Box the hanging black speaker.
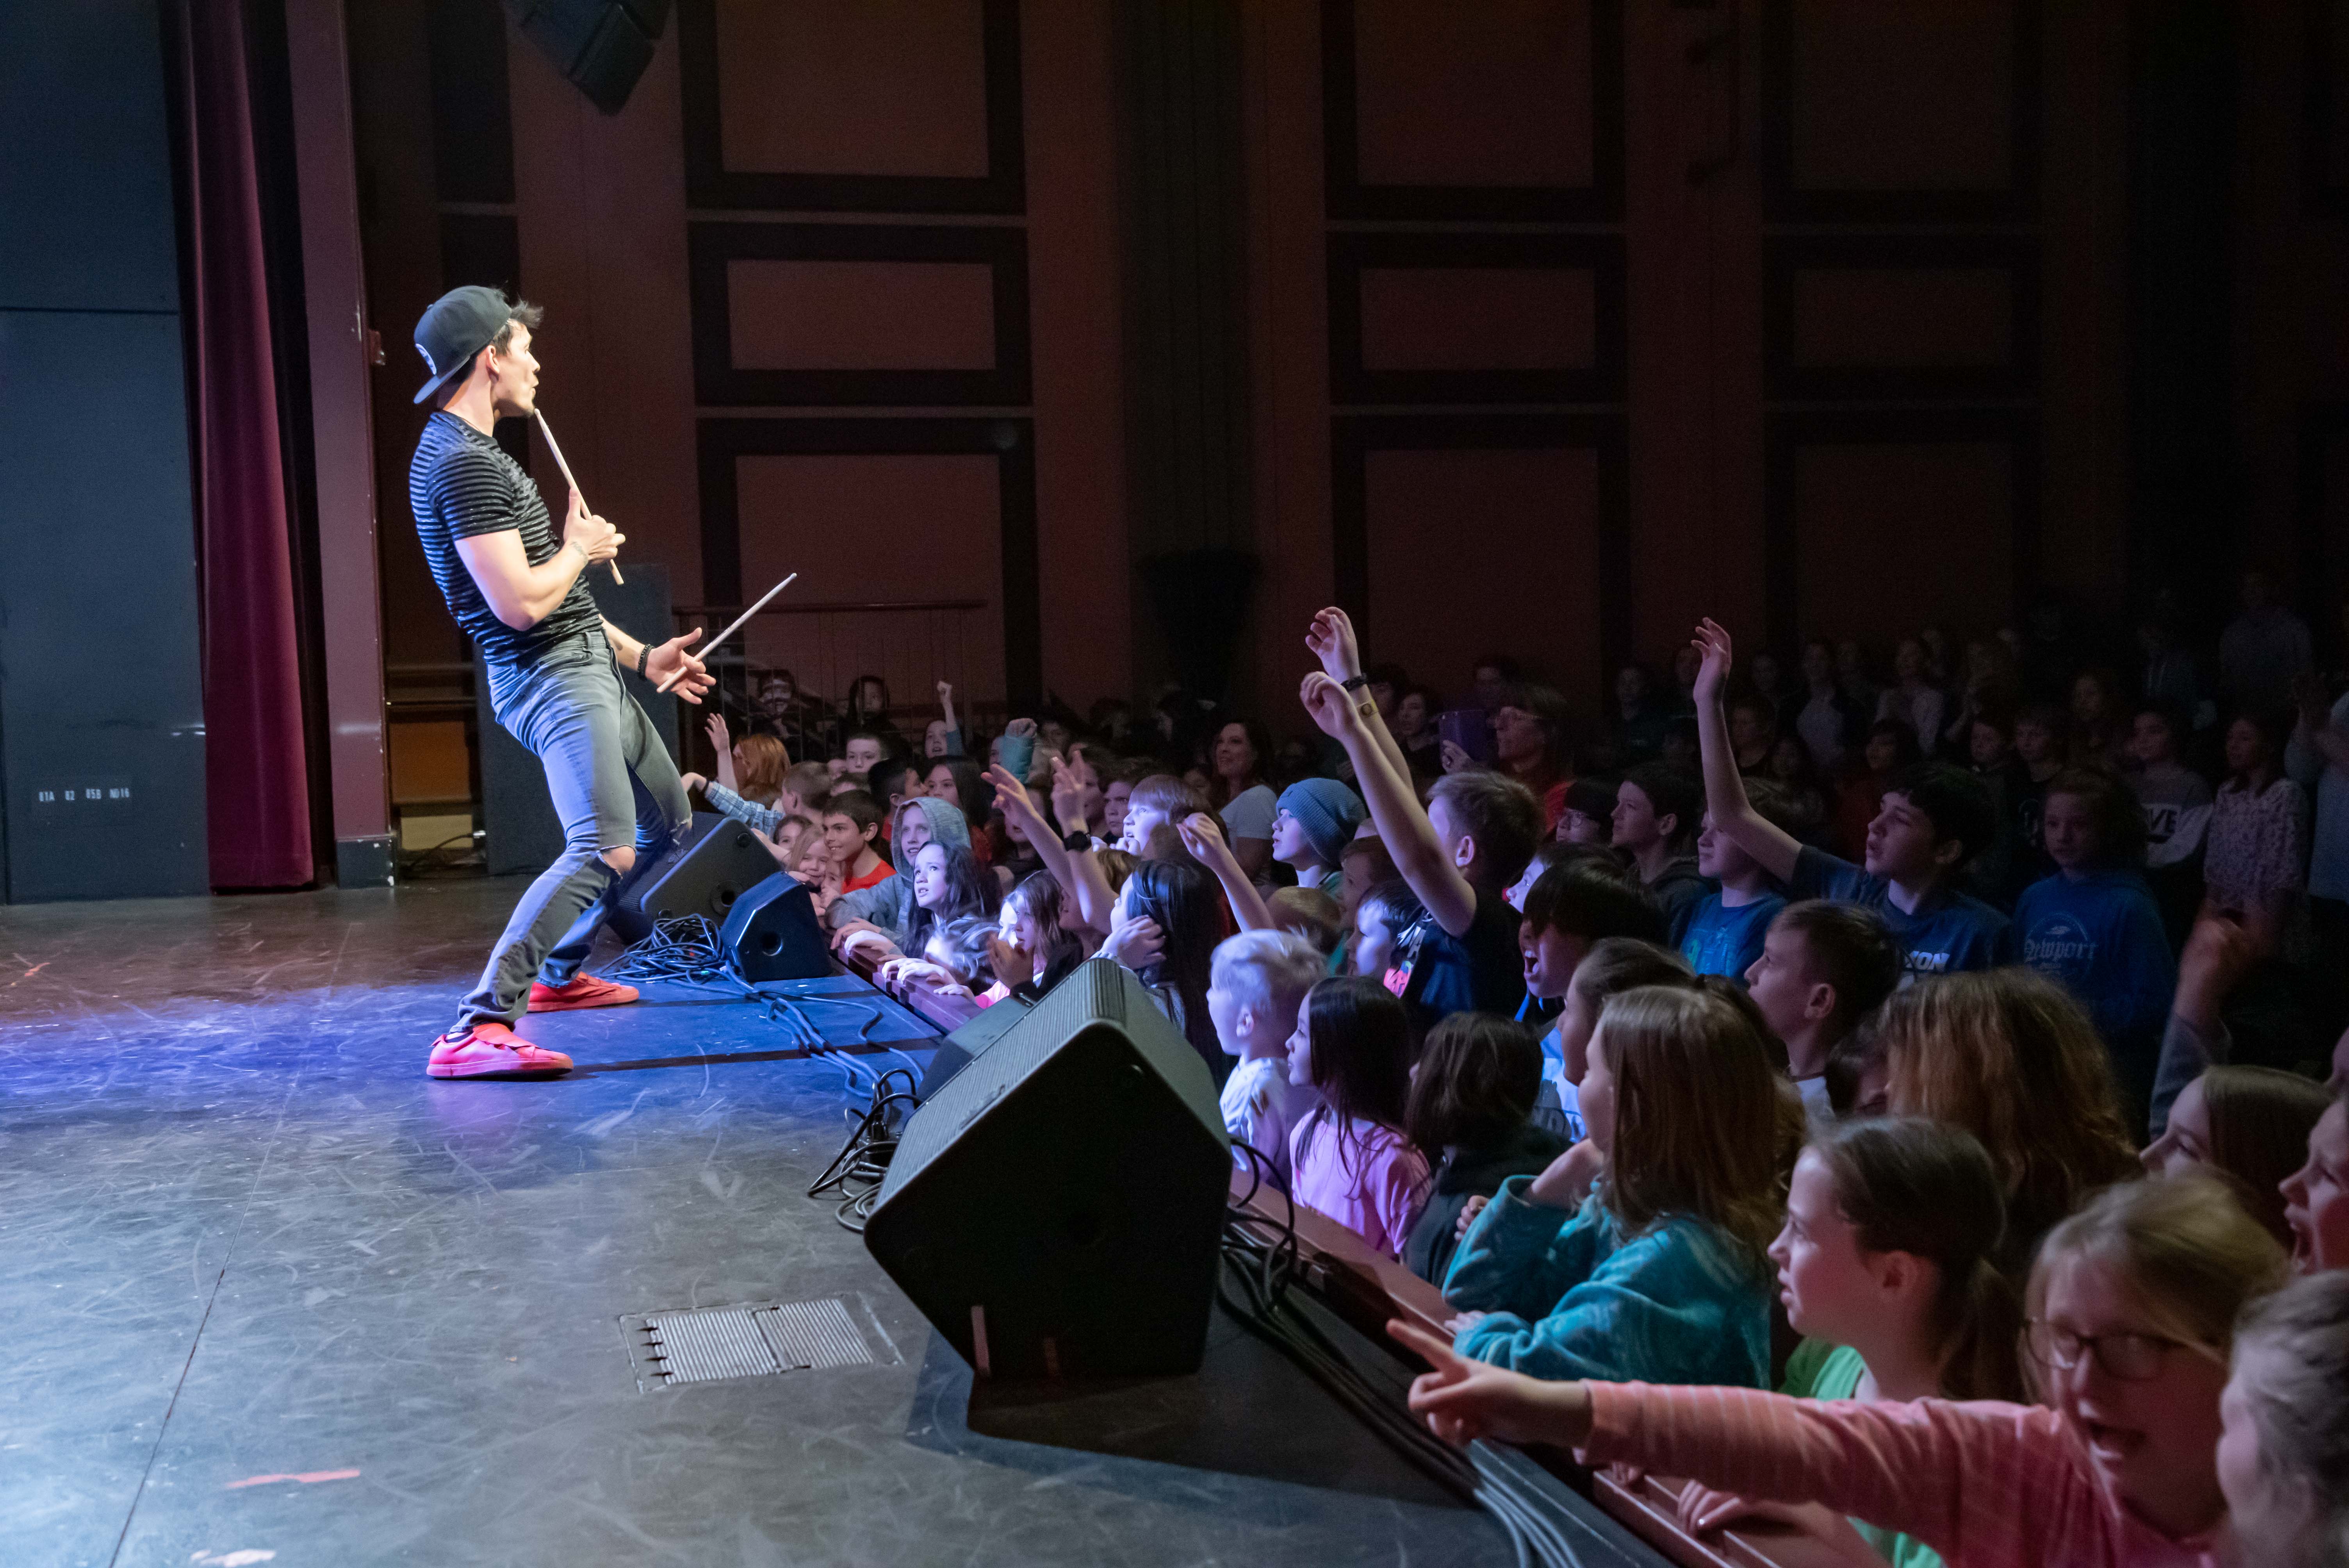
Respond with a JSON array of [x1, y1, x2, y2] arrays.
[[863, 960, 1231, 1380], [502, 0, 670, 115]]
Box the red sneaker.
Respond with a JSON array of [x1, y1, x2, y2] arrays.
[[426, 1021, 573, 1079], [527, 975, 640, 1012]]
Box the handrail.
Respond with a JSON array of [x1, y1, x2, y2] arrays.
[[1226, 1176, 1845, 1568], [835, 936, 986, 1035]]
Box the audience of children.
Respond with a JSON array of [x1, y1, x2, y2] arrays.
[[665, 590, 2349, 1560]]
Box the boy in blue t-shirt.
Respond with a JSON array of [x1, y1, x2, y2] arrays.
[[1678, 780, 1796, 980], [2009, 768, 2178, 1132], [1688, 620, 2007, 983]]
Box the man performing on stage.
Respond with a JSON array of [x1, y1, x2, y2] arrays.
[[407, 285, 715, 1079]]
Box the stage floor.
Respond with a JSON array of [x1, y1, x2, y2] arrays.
[[0, 877, 1529, 1567]]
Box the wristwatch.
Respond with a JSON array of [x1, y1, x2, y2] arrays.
[[1062, 827, 1093, 852], [1340, 674, 1371, 693]]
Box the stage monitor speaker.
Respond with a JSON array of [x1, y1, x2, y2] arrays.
[[915, 995, 1032, 1101], [716, 872, 831, 982], [503, 0, 670, 115], [864, 959, 1231, 1380], [635, 812, 779, 925]]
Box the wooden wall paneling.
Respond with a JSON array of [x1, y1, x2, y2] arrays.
[[678, 0, 1025, 214], [1764, 409, 2040, 652], [697, 417, 1039, 707], [689, 222, 1031, 406], [1024, 0, 1131, 711], [1760, 0, 2040, 223], [1332, 413, 1630, 707], [1322, 0, 1625, 221], [1763, 233, 2040, 402], [508, 20, 701, 603], [1327, 231, 1627, 406]]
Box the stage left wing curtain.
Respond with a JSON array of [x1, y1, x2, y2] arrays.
[[166, 0, 315, 888]]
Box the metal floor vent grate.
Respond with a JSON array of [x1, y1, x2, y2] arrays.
[[622, 1297, 886, 1390]]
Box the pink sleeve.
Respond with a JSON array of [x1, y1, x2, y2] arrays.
[[1371, 1139, 1431, 1258], [1580, 1383, 2089, 1566]]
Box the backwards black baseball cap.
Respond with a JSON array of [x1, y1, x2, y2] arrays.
[[412, 285, 518, 405]]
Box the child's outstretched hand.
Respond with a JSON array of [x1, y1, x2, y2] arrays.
[[985, 763, 1042, 825], [1386, 1320, 1589, 1449], [1691, 618, 1734, 709], [1299, 671, 1361, 740], [1176, 811, 1237, 873], [1306, 607, 1362, 683], [704, 711, 731, 755], [1048, 754, 1090, 834]]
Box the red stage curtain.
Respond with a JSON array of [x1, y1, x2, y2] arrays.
[[168, 0, 315, 888]]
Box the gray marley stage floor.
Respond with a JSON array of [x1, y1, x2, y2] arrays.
[[0, 877, 1519, 1567]]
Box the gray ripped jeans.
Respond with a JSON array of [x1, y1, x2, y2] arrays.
[[457, 632, 690, 1031]]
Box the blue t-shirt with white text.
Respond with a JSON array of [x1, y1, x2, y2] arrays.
[[1789, 846, 2007, 982]]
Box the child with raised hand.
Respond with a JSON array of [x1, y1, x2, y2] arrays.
[[2143, 1064, 2332, 1248], [1675, 1117, 2022, 1564], [1678, 780, 1795, 981], [1207, 930, 1328, 1181], [1398, 1171, 2291, 1568], [1873, 968, 2141, 1278], [1691, 619, 2006, 983], [1302, 607, 1542, 1028], [1284, 976, 1428, 1257], [2012, 767, 2178, 1132], [1745, 900, 1903, 1120], [1401, 1015, 1568, 1286], [1441, 984, 1782, 1388]]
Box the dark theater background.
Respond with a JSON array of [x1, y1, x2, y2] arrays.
[[4, 1, 2347, 1565]]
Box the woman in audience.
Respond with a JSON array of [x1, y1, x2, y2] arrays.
[[1394, 684, 1444, 782], [2281, 1084, 2347, 1273], [1674, 1117, 2024, 1563], [1399, 1171, 2292, 1568], [2011, 767, 2177, 1131], [1871, 968, 2140, 1278], [1492, 684, 1576, 833], [2143, 1065, 2332, 1247], [2206, 709, 2312, 954], [1441, 985, 1784, 1388], [2068, 667, 2131, 771], [1206, 718, 1279, 883], [1402, 1015, 1569, 1286], [1285, 976, 1428, 1257], [2217, 1270, 2349, 1567]]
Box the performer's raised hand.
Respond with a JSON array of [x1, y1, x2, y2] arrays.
[[563, 486, 620, 565], [647, 628, 713, 704]]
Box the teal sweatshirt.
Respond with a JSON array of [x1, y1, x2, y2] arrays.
[[1441, 1178, 1772, 1388]]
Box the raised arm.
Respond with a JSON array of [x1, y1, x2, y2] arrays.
[[705, 713, 738, 793], [1691, 620, 1802, 882], [1176, 812, 1276, 932], [1307, 608, 1413, 785], [988, 763, 1119, 932], [936, 679, 964, 754], [1302, 672, 1477, 934]]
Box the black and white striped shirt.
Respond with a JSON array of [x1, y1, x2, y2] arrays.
[[408, 411, 601, 667]]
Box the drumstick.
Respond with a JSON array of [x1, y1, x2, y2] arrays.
[[655, 572, 798, 694], [534, 409, 622, 583]]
